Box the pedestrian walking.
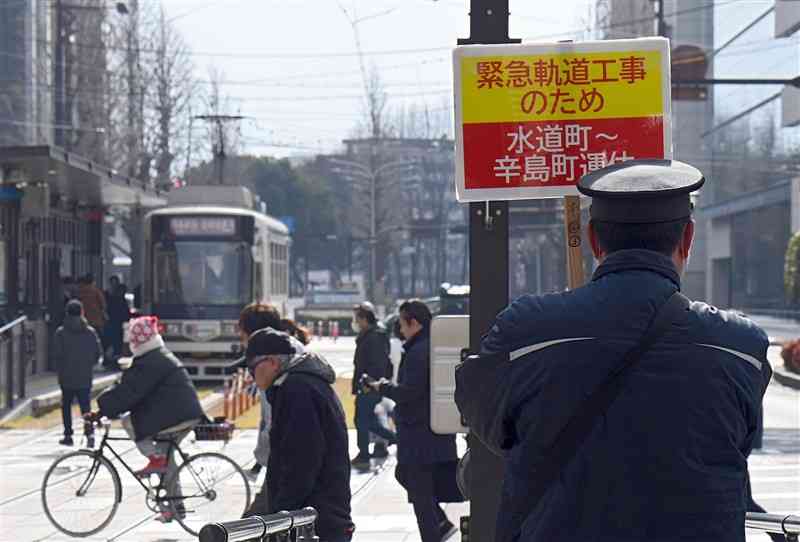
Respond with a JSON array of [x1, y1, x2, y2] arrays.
[[78, 274, 107, 361], [238, 304, 308, 517], [104, 276, 130, 361], [53, 300, 102, 447], [365, 300, 461, 542], [455, 159, 774, 542], [87, 316, 204, 523], [244, 327, 354, 542], [350, 301, 396, 469]]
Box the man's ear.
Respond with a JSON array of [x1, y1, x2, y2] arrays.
[[680, 220, 695, 259], [588, 221, 603, 260]]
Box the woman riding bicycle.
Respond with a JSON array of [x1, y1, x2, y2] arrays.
[[86, 316, 204, 522]]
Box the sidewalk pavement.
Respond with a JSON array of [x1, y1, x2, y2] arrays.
[[0, 423, 463, 542], [0, 366, 121, 425]]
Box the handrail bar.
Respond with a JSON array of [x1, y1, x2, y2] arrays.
[[746, 512, 800, 537], [199, 507, 317, 542], [0, 316, 26, 336]]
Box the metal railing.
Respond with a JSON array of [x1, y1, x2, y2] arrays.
[[0, 316, 30, 411], [199, 507, 318, 542], [747, 513, 800, 541]]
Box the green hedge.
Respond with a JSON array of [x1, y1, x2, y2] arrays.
[[786, 232, 800, 306]]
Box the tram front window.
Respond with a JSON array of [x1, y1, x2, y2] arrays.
[[155, 241, 252, 305]]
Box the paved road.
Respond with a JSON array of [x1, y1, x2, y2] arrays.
[[307, 336, 357, 377], [749, 315, 799, 344], [0, 425, 380, 542], [746, 347, 800, 540]]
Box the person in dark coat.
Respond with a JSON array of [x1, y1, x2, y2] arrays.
[[238, 304, 309, 519], [244, 328, 354, 542], [104, 276, 130, 361], [366, 300, 459, 542], [456, 160, 773, 542], [90, 316, 204, 523], [350, 301, 396, 468], [53, 300, 102, 447]]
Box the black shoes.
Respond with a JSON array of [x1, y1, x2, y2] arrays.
[[59, 436, 74, 446], [371, 443, 389, 459], [350, 453, 371, 470], [246, 463, 262, 481]]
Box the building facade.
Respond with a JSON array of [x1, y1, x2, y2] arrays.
[[0, 1, 54, 147], [599, 0, 799, 309]]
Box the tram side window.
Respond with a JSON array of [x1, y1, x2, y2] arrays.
[[269, 242, 288, 296], [255, 261, 263, 301]]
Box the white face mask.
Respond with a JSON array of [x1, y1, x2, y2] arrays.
[[351, 320, 360, 334]]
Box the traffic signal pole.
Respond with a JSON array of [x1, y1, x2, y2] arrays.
[[458, 2, 518, 541]]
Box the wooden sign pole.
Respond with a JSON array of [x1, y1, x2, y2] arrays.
[[563, 195, 585, 289]]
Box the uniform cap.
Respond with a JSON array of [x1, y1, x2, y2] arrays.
[[577, 159, 704, 224], [245, 327, 296, 360]]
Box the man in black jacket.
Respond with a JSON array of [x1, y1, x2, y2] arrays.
[[367, 300, 460, 542], [90, 316, 204, 523], [245, 328, 354, 542], [54, 300, 102, 447], [350, 301, 396, 468]]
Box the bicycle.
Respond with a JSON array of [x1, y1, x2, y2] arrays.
[[41, 417, 251, 538]]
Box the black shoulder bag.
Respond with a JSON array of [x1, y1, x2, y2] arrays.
[[501, 291, 690, 542]]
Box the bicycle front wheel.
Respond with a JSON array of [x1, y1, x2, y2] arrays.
[[168, 452, 251, 536], [41, 450, 121, 537]]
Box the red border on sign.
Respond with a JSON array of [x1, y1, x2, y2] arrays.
[[463, 116, 664, 190]]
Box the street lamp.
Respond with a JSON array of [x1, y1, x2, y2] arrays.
[[329, 156, 419, 301]]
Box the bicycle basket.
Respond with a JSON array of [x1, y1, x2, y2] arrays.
[[194, 419, 235, 441]]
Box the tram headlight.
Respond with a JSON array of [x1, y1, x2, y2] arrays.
[[221, 322, 239, 338], [160, 322, 183, 338]]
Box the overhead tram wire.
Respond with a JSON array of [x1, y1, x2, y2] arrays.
[[11, 0, 769, 80], [25, 0, 740, 61]]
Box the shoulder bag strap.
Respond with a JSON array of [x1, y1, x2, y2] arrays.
[[505, 291, 691, 542]]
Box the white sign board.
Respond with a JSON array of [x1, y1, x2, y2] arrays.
[[453, 37, 672, 201], [430, 315, 469, 435]]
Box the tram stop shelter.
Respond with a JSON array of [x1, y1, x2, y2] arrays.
[[0, 145, 165, 383]]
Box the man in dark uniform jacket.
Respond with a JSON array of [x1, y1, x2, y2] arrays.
[[457, 160, 773, 542], [350, 301, 396, 468], [245, 328, 354, 542], [367, 300, 460, 542]]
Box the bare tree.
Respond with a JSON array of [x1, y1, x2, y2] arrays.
[[144, 6, 196, 190], [105, 0, 151, 179]]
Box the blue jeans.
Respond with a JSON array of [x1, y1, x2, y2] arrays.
[[355, 392, 396, 456]]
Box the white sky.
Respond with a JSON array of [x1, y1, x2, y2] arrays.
[[160, 0, 596, 158], [158, 0, 797, 159]]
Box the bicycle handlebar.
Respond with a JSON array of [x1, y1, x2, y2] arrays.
[[83, 415, 111, 431]]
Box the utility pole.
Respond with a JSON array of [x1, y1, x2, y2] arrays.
[[457, 2, 519, 541], [655, 0, 665, 38], [193, 115, 244, 185]]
